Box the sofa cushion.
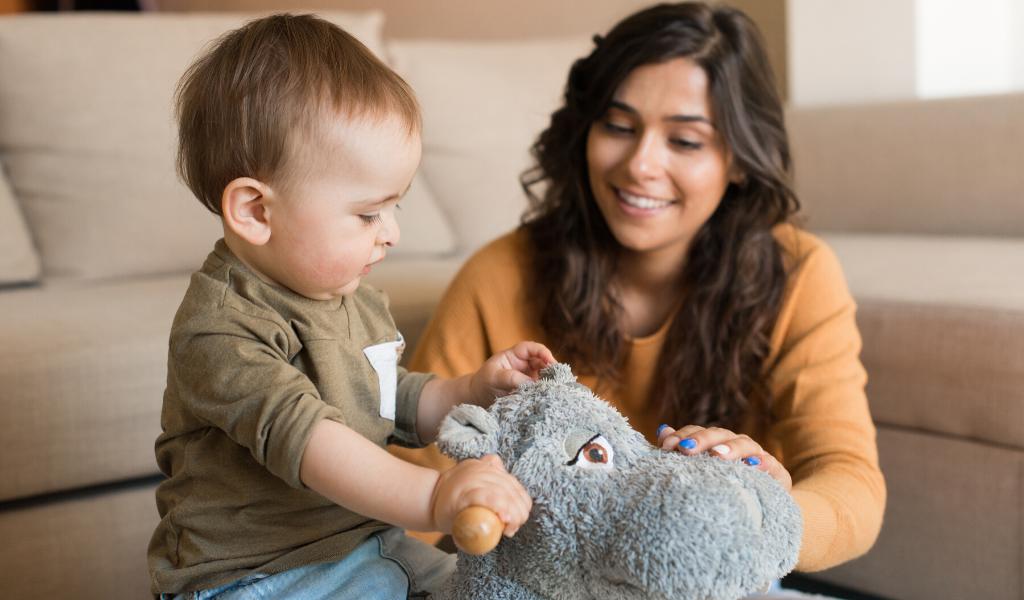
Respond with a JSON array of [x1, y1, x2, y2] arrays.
[[0, 163, 40, 286], [788, 93, 1024, 237], [0, 275, 191, 501], [0, 482, 160, 600], [821, 233, 1024, 450], [809, 426, 1023, 600], [0, 12, 387, 281], [389, 172, 457, 258], [389, 37, 593, 254]]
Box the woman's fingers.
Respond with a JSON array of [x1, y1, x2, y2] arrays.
[[656, 424, 793, 489], [744, 451, 792, 491], [660, 425, 744, 454]]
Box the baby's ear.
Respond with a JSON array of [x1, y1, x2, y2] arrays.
[[437, 404, 500, 461]]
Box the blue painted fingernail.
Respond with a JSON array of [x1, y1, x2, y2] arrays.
[[745, 457, 761, 466], [657, 424, 669, 436], [679, 438, 697, 450]]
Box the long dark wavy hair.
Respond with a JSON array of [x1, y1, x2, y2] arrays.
[[521, 2, 799, 431]]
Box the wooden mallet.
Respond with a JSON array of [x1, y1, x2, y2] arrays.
[[452, 506, 504, 555]]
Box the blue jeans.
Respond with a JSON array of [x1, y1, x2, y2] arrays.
[[746, 579, 837, 598], [163, 528, 456, 600]]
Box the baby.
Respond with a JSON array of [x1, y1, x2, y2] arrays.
[[148, 14, 549, 600]]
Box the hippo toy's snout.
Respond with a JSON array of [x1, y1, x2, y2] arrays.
[[584, 451, 794, 600]]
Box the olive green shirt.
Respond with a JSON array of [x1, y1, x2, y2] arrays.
[[149, 240, 434, 595]]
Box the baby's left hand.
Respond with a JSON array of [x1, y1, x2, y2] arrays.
[[657, 424, 793, 491], [470, 342, 556, 406]]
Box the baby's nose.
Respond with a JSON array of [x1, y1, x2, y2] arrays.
[[379, 216, 400, 247]]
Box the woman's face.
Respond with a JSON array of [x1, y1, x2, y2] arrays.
[[586, 57, 737, 263]]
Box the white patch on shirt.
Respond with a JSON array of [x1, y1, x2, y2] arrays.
[[363, 332, 405, 420]]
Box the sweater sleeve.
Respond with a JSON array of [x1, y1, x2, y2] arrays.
[[768, 236, 887, 572], [170, 307, 345, 490]]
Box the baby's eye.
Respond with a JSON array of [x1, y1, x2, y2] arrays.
[[359, 213, 384, 226], [567, 434, 614, 470]]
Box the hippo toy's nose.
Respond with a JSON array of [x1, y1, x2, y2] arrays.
[[733, 482, 763, 531]]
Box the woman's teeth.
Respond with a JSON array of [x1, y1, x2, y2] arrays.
[[618, 189, 672, 209]]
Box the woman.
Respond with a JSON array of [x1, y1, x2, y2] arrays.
[[403, 2, 885, 574]]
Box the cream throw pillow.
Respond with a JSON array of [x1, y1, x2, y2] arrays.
[[0, 165, 40, 286], [0, 12, 454, 280], [388, 37, 594, 254]]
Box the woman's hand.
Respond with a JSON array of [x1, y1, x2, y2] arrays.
[[657, 424, 792, 491]]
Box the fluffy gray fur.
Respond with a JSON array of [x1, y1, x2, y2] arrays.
[[432, 363, 802, 600]]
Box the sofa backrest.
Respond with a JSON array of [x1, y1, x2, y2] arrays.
[[0, 12, 456, 283], [388, 37, 593, 255], [788, 93, 1024, 237]]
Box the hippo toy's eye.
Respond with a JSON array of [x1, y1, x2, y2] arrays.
[[568, 435, 614, 470]]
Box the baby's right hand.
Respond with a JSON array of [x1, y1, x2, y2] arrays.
[[429, 454, 532, 537]]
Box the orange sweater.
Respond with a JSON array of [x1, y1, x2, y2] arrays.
[[399, 224, 885, 572]]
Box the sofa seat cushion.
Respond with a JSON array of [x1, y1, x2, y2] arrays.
[[0, 275, 190, 501], [0, 481, 160, 600], [811, 426, 1023, 600], [821, 233, 1024, 450]]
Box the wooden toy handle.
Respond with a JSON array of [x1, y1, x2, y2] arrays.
[[452, 506, 503, 555]]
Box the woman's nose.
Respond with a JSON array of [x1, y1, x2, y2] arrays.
[[626, 133, 664, 180]]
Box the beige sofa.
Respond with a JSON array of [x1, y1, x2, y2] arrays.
[[0, 11, 1021, 600]]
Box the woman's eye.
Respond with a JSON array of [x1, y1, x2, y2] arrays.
[[602, 121, 633, 134], [671, 138, 703, 150], [359, 213, 384, 226], [569, 435, 614, 470]]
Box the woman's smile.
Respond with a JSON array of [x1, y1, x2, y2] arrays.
[[615, 187, 676, 213]]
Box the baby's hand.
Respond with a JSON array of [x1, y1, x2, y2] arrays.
[[657, 424, 793, 491], [430, 454, 533, 537], [470, 341, 556, 406]]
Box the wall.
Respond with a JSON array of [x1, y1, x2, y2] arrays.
[[789, 0, 1024, 106], [152, 0, 788, 100], [787, 0, 916, 106]]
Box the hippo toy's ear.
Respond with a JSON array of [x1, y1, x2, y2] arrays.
[[436, 404, 500, 461]]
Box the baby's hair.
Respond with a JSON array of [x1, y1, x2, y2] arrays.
[[175, 13, 420, 215]]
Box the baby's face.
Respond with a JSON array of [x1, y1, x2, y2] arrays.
[[257, 113, 421, 300]]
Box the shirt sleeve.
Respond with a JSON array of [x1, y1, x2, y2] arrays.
[[170, 305, 344, 490], [390, 367, 437, 448], [768, 238, 887, 572]]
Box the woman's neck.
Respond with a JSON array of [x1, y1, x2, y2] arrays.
[[615, 247, 687, 338]]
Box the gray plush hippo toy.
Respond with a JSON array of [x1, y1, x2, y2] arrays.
[[430, 363, 802, 600]]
